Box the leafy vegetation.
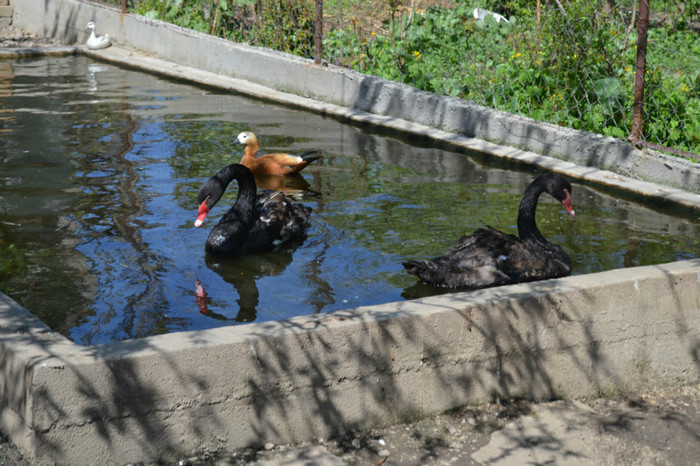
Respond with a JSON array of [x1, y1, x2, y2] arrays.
[[104, 0, 699, 156], [322, 0, 700, 155], [132, 0, 317, 56]]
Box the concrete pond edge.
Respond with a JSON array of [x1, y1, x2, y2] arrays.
[[0, 260, 699, 464], [1, 0, 699, 463]]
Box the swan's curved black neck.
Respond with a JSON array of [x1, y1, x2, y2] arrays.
[[517, 178, 548, 243], [214, 164, 257, 219]]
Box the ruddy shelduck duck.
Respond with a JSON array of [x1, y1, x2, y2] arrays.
[[233, 131, 322, 176]]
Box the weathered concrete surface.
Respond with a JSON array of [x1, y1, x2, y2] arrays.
[[472, 396, 700, 466], [1, 260, 699, 464], [0, 45, 77, 58], [12, 0, 700, 198]]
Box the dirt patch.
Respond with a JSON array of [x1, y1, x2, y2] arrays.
[[6, 385, 692, 465], [325, 0, 457, 39]]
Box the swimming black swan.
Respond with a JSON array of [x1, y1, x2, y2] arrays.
[[194, 163, 311, 257], [402, 173, 575, 289]]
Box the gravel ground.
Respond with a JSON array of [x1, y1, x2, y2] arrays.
[[2, 384, 699, 465]]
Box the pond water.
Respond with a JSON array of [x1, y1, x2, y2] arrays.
[[0, 56, 698, 345]]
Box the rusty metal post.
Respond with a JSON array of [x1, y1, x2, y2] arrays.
[[629, 0, 649, 145], [314, 0, 323, 64], [121, 0, 127, 13]]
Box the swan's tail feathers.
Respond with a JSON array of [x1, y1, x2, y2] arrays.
[[402, 260, 437, 278]]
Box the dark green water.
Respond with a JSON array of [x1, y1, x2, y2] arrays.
[[0, 56, 697, 345]]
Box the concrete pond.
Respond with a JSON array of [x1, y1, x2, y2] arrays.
[[1, 0, 699, 463]]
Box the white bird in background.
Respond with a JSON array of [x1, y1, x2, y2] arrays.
[[85, 22, 111, 50], [473, 8, 510, 23]]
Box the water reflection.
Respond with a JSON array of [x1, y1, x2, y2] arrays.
[[0, 55, 697, 345], [202, 242, 303, 322], [87, 62, 109, 93], [254, 172, 312, 193], [0, 62, 14, 131]]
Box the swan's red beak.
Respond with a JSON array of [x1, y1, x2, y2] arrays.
[[194, 199, 210, 227], [561, 190, 575, 217]]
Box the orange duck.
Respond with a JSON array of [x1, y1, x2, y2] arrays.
[[233, 131, 322, 176]]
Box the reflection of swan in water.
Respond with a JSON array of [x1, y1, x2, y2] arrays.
[[198, 243, 300, 322], [401, 281, 456, 301], [194, 280, 227, 320]]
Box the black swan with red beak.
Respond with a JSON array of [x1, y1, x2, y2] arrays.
[[402, 173, 575, 289], [194, 164, 311, 257]]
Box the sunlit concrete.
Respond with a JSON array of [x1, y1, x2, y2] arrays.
[[3, 0, 700, 464]]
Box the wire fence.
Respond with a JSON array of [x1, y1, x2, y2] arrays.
[[106, 1, 700, 160]]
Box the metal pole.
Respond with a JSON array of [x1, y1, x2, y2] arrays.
[[314, 0, 323, 64], [629, 0, 649, 145]]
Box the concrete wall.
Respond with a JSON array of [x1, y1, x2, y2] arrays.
[[1, 261, 699, 464], [0, 0, 11, 29], [12, 0, 700, 198]]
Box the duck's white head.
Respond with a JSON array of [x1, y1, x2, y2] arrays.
[[85, 22, 96, 32], [233, 131, 257, 146]]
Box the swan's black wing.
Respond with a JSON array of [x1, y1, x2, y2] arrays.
[[512, 239, 571, 282], [402, 227, 571, 289], [205, 191, 311, 257], [403, 228, 515, 289], [248, 190, 311, 250]]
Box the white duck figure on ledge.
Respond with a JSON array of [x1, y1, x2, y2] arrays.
[[84, 22, 111, 50]]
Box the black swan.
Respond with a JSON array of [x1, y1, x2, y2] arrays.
[[402, 173, 575, 289], [194, 163, 311, 257]]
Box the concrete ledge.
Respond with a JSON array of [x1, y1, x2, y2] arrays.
[[0, 46, 78, 58], [12, 0, 700, 195], [1, 260, 699, 463]]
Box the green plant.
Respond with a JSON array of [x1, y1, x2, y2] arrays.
[[126, 0, 700, 157], [323, 0, 699, 155], [134, 0, 315, 55]]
